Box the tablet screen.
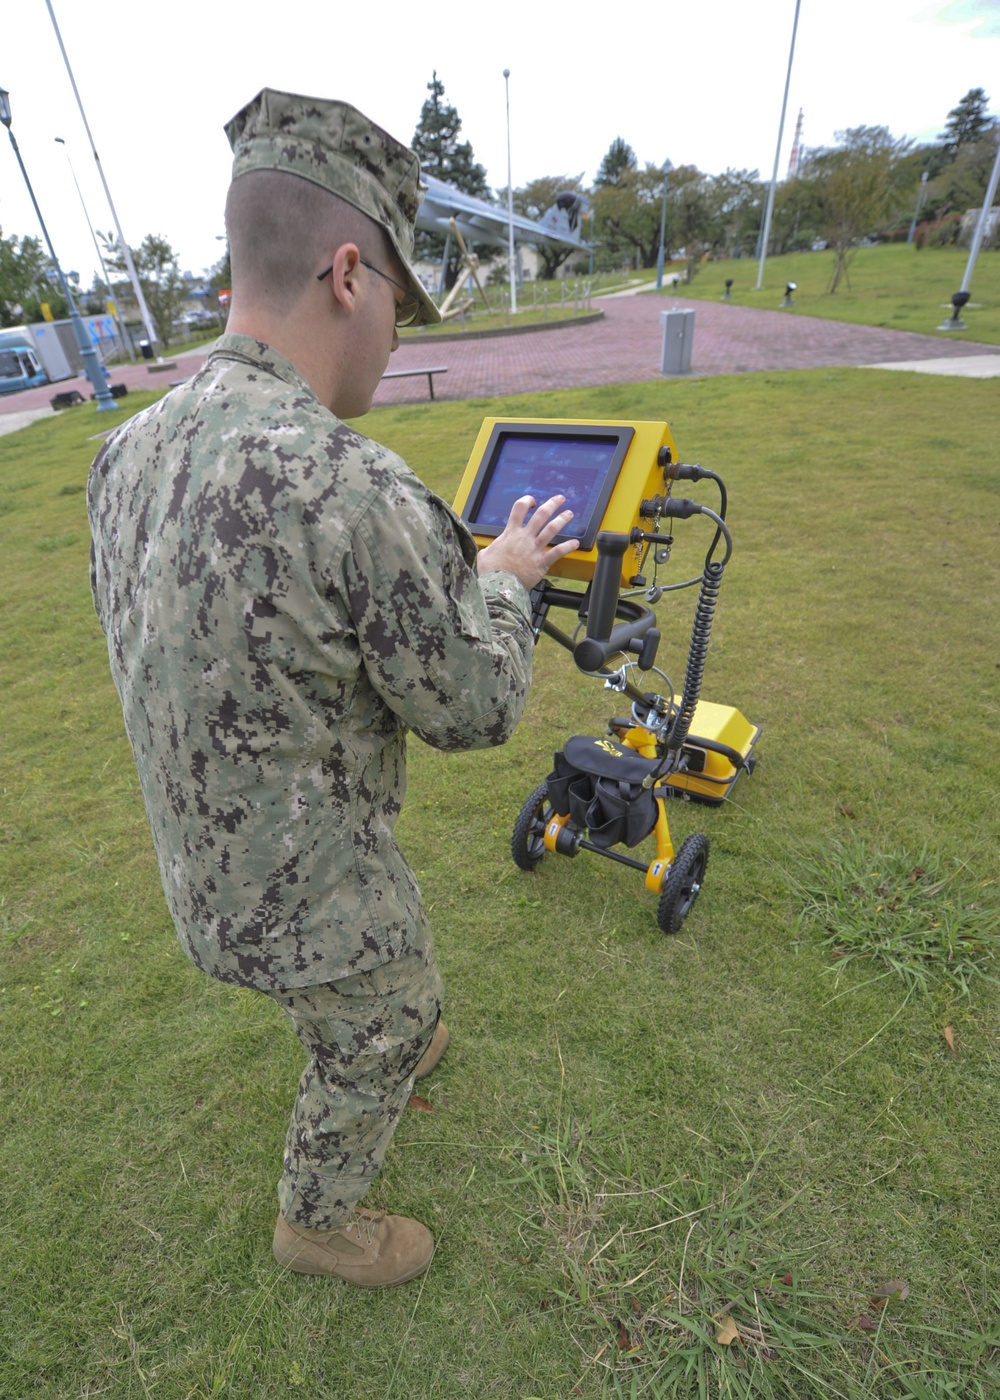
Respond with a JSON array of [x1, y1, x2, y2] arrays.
[[462, 424, 633, 551]]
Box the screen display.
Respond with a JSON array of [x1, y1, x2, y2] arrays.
[[464, 425, 633, 550]]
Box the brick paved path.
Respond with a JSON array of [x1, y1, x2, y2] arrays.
[[372, 293, 995, 406], [1, 292, 993, 420]]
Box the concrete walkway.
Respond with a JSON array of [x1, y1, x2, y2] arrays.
[[864, 353, 1000, 378], [1, 294, 995, 436]]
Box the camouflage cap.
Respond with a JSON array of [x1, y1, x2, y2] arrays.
[[226, 88, 441, 327]]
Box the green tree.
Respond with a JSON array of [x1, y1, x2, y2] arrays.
[[940, 88, 995, 157], [768, 172, 825, 254], [922, 130, 1000, 243], [411, 71, 492, 288], [805, 126, 912, 292], [920, 92, 998, 233], [591, 162, 662, 270], [896, 141, 948, 189], [886, 143, 948, 240], [594, 137, 637, 189], [101, 231, 187, 346], [665, 166, 714, 282], [412, 71, 490, 196], [590, 152, 716, 278], [704, 169, 763, 259], [887, 93, 996, 236], [0, 230, 63, 327]]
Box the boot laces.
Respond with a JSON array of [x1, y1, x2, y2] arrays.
[[343, 1209, 383, 1245]]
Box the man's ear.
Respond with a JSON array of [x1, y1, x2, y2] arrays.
[[325, 243, 361, 314]]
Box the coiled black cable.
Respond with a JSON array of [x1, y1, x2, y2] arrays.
[[664, 558, 724, 753]]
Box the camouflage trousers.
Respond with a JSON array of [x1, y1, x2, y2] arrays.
[[265, 941, 443, 1230]]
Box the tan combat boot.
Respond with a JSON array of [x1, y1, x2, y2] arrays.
[[413, 1020, 449, 1081], [273, 1209, 434, 1286]]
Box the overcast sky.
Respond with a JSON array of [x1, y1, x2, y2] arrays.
[[3, 0, 998, 287]]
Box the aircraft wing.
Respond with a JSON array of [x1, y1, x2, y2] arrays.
[[417, 175, 588, 250]]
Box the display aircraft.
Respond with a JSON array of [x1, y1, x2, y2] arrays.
[[416, 175, 589, 253]]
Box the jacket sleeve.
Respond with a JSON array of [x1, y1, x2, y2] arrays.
[[342, 482, 535, 751]]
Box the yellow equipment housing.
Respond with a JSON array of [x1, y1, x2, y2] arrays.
[[649, 700, 761, 805], [451, 417, 678, 586]]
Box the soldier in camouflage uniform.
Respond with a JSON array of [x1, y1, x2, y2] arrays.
[[87, 89, 578, 1287]]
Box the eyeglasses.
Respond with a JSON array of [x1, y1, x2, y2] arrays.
[[316, 256, 421, 328]]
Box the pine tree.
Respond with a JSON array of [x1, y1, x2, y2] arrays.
[[411, 72, 490, 198], [940, 89, 994, 158], [411, 72, 493, 289], [594, 137, 638, 189]]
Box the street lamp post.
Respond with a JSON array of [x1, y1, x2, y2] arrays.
[[656, 160, 673, 290], [503, 68, 517, 315], [0, 86, 116, 411], [55, 136, 133, 362], [906, 171, 928, 245]]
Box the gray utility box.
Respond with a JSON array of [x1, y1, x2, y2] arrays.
[[660, 308, 695, 376]]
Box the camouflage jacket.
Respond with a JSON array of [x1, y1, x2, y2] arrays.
[[88, 334, 533, 989]]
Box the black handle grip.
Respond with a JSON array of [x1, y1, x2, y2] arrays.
[[584, 531, 630, 644], [573, 609, 656, 673]]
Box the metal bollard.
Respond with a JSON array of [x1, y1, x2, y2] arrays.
[[659, 309, 695, 375]]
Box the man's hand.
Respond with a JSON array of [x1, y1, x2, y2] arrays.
[[476, 495, 579, 589]]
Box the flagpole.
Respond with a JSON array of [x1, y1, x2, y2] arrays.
[[756, 0, 802, 291], [44, 0, 161, 356]]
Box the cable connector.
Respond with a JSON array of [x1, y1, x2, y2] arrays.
[[659, 496, 702, 519]]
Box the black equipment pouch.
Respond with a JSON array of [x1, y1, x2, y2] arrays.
[[547, 736, 659, 850]]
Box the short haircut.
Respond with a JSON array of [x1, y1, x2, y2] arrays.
[[225, 169, 395, 312]]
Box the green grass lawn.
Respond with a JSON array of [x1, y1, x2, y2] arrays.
[[653, 243, 1000, 346], [2, 369, 998, 1398]]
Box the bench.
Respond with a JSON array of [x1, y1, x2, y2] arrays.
[[50, 389, 85, 410], [380, 366, 448, 400]]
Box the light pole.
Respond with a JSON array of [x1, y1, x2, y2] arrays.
[[656, 160, 673, 290], [503, 68, 517, 315], [0, 86, 116, 411], [54, 136, 133, 361], [906, 170, 928, 245]]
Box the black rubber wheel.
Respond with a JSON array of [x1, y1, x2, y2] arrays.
[[511, 782, 553, 872], [656, 833, 710, 934]]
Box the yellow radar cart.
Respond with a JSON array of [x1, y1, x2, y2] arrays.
[[453, 417, 761, 934]]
